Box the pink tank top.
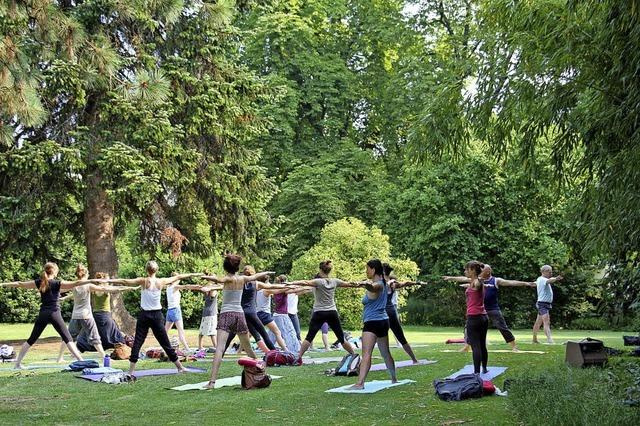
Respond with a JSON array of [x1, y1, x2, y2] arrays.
[[274, 293, 288, 315], [466, 284, 486, 315]]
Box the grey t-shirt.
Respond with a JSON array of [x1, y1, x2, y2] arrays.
[[71, 285, 92, 320], [202, 293, 218, 318], [313, 279, 338, 312]]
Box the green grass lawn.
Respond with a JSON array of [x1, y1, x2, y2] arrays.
[[1, 324, 638, 425]]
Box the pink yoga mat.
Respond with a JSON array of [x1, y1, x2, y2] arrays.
[[78, 367, 206, 382], [370, 359, 436, 372]]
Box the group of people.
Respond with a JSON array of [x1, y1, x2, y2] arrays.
[[0, 256, 562, 386], [443, 262, 562, 374]]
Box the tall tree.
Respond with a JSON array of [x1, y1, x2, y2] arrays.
[[0, 1, 279, 331]]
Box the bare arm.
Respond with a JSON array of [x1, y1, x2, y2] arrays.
[[257, 282, 287, 290], [240, 271, 275, 283], [394, 280, 429, 289], [547, 276, 563, 284], [286, 279, 316, 287], [60, 279, 106, 289], [175, 284, 208, 291], [159, 273, 203, 286], [89, 284, 140, 293], [105, 277, 148, 287], [0, 280, 37, 289], [496, 278, 536, 288], [442, 276, 471, 283]]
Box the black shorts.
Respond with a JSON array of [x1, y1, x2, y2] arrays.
[[257, 311, 274, 325], [363, 319, 389, 338]]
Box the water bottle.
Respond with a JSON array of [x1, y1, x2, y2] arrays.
[[103, 354, 111, 367]]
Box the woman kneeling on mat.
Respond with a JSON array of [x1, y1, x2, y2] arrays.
[[104, 261, 202, 375], [0, 262, 102, 369], [200, 254, 274, 389], [349, 259, 397, 390]]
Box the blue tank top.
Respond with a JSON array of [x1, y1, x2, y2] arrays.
[[240, 281, 257, 313], [362, 280, 389, 322], [483, 276, 499, 311]]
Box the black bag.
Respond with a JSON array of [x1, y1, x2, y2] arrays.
[[433, 374, 484, 401], [333, 353, 361, 376]]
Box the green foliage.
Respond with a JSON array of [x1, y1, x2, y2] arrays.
[[508, 362, 640, 425], [290, 217, 418, 329]]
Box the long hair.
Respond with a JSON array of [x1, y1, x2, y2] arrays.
[[39, 262, 59, 294], [223, 254, 242, 274], [75, 263, 88, 280]]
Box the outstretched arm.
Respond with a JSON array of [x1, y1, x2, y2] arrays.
[[442, 276, 471, 283], [104, 277, 148, 287], [286, 279, 316, 287], [60, 279, 105, 289], [547, 276, 563, 284], [257, 282, 287, 290], [240, 271, 275, 283], [496, 278, 536, 288], [159, 273, 203, 286], [89, 284, 140, 293], [394, 280, 429, 289], [0, 280, 37, 289]]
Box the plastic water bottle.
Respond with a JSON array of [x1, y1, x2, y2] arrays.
[[103, 355, 111, 367]]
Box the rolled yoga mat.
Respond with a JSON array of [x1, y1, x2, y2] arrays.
[[446, 365, 507, 381], [369, 359, 437, 372], [78, 367, 206, 382], [326, 379, 416, 394]]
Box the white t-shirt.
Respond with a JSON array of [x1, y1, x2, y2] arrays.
[[287, 293, 298, 314], [536, 276, 553, 303], [71, 285, 92, 320]]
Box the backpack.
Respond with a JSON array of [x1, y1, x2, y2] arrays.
[[241, 364, 272, 390], [67, 360, 100, 371], [111, 343, 131, 360], [0, 344, 15, 360], [433, 374, 484, 401], [264, 350, 299, 367], [334, 353, 361, 376], [145, 348, 163, 359]]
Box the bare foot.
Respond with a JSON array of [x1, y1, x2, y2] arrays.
[[204, 381, 215, 389], [348, 384, 364, 390], [459, 346, 470, 353], [391, 378, 398, 384], [512, 347, 520, 352], [14, 364, 26, 370], [56, 358, 65, 364]]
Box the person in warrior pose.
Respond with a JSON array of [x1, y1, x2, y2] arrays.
[[0, 262, 101, 369]]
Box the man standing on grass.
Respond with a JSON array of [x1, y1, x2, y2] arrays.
[[532, 265, 563, 344]]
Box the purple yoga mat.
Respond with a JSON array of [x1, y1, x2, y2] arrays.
[[78, 367, 206, 382], [370, 359, 436, 372]]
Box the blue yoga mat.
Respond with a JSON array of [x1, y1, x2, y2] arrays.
[[78, 367, 206, 382], [325, 379, 416, 394], [446, 365, 507, 381], [370, 359, 437, 372]]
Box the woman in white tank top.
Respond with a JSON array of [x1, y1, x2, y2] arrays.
[[105, 261, 203, 375]]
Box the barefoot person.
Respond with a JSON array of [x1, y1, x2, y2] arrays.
[[289, 260, 359, 360], [104, 261, 202, 375], [0, 262, 100, 369], [443, 264, 535, 351], [198, 287, 220, 351], [223, 266, 287, 353], [350, 259, 397, 389], [57, 264, 137, 362], [200, 254, 274, 389], [165, 273, 210, 352], [448, 261, 489, 375], [382, 263, 419, 363], [532, 265, 563, 344]]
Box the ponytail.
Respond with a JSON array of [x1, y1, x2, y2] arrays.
[[367, 259, 386, 284], [39, 262, 59, 294]]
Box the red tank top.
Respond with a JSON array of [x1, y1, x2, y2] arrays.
[[466, 284, 486, 315]]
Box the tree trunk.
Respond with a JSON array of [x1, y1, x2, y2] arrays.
[[84, 171, 137, 335]]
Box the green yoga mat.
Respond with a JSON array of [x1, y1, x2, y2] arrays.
[[169, 375, 283, 391]]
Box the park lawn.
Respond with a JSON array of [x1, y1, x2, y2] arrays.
[[0, 325, 637, 425]]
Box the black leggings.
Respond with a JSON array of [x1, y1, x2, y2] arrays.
[[487, 309, 515, 343], [466, 314, 489, 374], [386, 307, 408, 345], [305, 310, 345, 344], [225, 312, 276, 351], [130, 310, 177, 363], [27, 310, 72, 345]]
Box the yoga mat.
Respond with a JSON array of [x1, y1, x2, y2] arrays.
[[325, 379, 416, 394], [440, 350, 546, 354], [369, 359, 437, 372], [0, 365, 61, 371], [302, 357, 344, 365], [169, 375, 283, 391], [446, 365, 507, 381], [78, 367, 206, 382]]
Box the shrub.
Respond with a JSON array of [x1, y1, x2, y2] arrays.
[[570, 317, 610, 330]]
